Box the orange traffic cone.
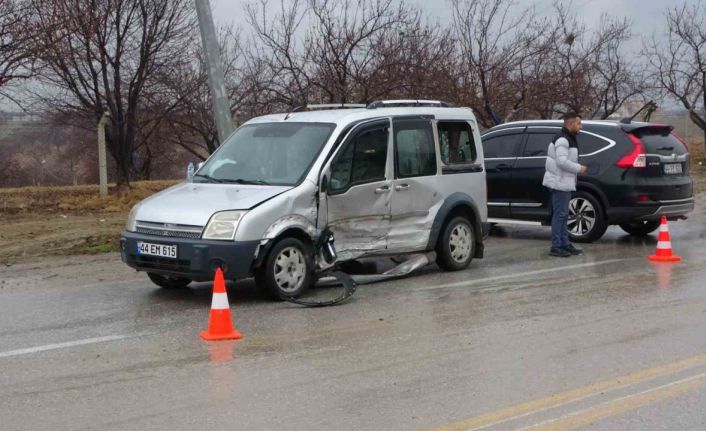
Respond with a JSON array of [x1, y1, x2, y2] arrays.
[[648, 216, 681, 262], [200, 268, 243, 341]]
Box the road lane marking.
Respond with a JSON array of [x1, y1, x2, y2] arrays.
[[518, 372, 706, 431], [427, 351, 706, 431], [0, 335, 133, 358], [419, 259, 631, 291]]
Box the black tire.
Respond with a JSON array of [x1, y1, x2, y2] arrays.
[[619, 220, 661, 236], [436, 216, 475, 271], [256, 237, 315, 300], [567, 191, 607, 243], [147, 273, 191, 289]]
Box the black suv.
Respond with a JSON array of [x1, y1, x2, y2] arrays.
[[481, 120, 694, 242]]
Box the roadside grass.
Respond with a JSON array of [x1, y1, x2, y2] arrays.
[[0, 180, 179, 264], [690, 139, 706, 194], [0, 180, 179, 215]]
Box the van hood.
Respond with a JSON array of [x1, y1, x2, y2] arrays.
[[135, 182, 291, 226]]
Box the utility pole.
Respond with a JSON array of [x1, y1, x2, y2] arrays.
[[97, 111, 110, 198], [194, 0, 233, 145]]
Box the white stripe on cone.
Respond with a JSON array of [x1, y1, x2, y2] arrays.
[[211, 292, 230, 310], [659, 223, 669, 233], [656, 241, 672, 250]]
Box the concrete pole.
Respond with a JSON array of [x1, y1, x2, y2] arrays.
[[195, 0, 234, 145], [97, 111, 110, 197]]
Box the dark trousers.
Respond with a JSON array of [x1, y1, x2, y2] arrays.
[[551, 190, 572, 249]]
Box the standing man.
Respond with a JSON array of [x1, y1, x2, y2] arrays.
[[543, 112, 588, 257]]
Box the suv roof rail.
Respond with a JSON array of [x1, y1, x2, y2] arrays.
[[366, 99, 453, 109]]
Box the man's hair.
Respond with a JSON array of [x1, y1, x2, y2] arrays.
[[562, 111, 581, 121]]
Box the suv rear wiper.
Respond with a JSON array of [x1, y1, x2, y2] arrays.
[[225, 178, 270, 185], [656, 146, 674, 151], [193, 173, 224, 183]]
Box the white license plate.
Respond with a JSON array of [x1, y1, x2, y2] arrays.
[[663, 163, 682, 175], [137, 242, 177, 259]]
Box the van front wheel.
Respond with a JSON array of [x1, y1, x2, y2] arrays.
[[436, 216, 475, 271], [257, 237, 315, 300]]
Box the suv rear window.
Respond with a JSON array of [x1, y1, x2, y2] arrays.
[[633, 128, 688, 155]]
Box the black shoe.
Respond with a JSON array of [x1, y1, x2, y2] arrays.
[[563, 244, 583, 255], [549, 247, 571, 257]]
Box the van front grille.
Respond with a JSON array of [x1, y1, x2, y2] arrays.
[[135, 221, 203, 239]]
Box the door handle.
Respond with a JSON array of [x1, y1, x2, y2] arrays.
[[395, 183, 410, 191], [496, 163, 511, 170], [374, 185, 391, 194]]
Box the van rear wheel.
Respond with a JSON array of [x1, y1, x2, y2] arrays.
[[436, 216, 474, 271], [256, 237, 315, 300]]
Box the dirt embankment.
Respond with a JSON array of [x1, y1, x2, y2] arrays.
[[0, 181, 177, 265]]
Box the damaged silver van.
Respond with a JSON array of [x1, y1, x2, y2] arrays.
[[121, 100, 487, 298]]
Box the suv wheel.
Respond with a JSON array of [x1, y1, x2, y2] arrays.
[[619, 220, 661, 236], [436, 216, 475, 271], [147, 273, 191, 289], [257, 237, 314, 300], [567, 192, 607, 243]]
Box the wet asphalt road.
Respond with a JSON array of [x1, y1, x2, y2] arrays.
[[1, 203, 705, 430]]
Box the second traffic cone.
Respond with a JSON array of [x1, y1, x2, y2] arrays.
[[200, 268, 243, 341], [648, 216, 681, 262]]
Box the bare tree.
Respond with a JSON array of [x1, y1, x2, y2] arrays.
[[245, 0, 313, 108], [644, 2, 706, 150], [0, 0, 37, 104], [451, 0, 549, 127], [30, 0, 197, 187], [546, 4, 637, 119]]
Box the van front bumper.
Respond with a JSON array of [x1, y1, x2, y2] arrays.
[[120, 231, 260, 282]]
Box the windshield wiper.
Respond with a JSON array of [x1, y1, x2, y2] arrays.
[[224, 178, 271, 185], [193, 173, 224, 183]]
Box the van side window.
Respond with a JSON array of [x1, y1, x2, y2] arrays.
[[394, 119, 436, 178], [438, 121, 477, 164], [523, 133, 554, 157], [482, 133, 522, 159], [329, 124, 389, 192]]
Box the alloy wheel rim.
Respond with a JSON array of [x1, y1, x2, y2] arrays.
[[568, 197, 596, 236], [274, 247, 306, 293], [449, 224, 472, 263]]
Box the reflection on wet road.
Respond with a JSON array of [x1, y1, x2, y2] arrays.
[[1, 203, 705, 430]]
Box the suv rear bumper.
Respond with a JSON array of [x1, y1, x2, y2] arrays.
[[606, 198, 694, 223], [120, 231, 259, 282]]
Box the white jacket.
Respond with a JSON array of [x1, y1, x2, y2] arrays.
[[542, 136, 581, 192]]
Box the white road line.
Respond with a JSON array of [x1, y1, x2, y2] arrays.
[[0, 335, 134, 359], [418, 259, 631, 291]]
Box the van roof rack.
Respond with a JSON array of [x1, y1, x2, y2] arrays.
[[284, 103, 366, 119], [366, 99, 453, 109]]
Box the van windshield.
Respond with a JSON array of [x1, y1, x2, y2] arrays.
[[196, 122, 336, 186]]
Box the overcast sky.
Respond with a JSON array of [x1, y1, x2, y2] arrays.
[[210, 0, 681, 55]]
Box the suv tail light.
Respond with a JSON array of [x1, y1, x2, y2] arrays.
[[616, 132, 646, 168]]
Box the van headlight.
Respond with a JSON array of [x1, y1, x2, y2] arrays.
[[126, 204, 139, 231], [202, 211, 246, 240]]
